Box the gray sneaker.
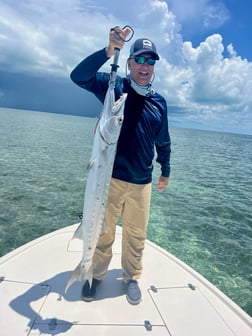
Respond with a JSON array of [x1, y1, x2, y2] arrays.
[[125, 280, 141, 305]]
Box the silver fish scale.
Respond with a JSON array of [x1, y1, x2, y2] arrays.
[[66, 86, 127, 292]]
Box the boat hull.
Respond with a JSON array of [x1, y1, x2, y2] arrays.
[[0, 224, 251, 335]]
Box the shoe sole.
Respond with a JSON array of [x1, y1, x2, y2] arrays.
[[126, 295, 141, 305], [82, 295, 94, 302], [81, 280, 102, 302]]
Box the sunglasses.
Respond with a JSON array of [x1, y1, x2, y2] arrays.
[[133, 56, 156, 65]]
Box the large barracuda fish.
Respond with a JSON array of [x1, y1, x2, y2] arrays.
[[66, 82, 127, 292]]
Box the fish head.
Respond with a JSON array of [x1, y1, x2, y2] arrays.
[[99, 114, 124, 145], [99, 93, 127, 145], [112, 93, 127, 116]]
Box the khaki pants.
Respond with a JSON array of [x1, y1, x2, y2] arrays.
[[93, 178, 152, 282]]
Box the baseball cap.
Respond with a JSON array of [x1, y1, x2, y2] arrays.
[[129, 38, 160, 60]]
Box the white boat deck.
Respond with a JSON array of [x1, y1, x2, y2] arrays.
[[0, 224, 251, 335]]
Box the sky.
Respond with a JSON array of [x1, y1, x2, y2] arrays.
[[0, 0, 252, 134]]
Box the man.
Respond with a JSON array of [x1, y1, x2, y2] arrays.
[[70, 27, 171, 305]]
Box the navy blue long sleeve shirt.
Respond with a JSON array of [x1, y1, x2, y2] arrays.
[[71, 48, 171, 184]]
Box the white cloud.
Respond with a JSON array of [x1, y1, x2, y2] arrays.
[[158, 33, 252, 133], [203, 2, 230, 29], [0, 0, 124, 75], [0, 0, 251, 134], [168, 0, 230, 30]]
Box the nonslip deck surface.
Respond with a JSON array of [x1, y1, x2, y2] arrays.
[[0, 224, 251, 335]]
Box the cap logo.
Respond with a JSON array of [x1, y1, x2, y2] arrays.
[[142, 39, 152, 49]]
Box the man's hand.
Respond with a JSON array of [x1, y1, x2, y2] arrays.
[[106, 26, 131, 57], [157, 176, 169, 192]]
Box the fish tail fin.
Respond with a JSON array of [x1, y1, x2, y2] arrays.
[[65, 259, 93, 293], [86, 263, 93, 288], [65, 262, 82, 293]]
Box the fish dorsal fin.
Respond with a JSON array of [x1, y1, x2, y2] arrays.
[[72, 223, 82, 240]]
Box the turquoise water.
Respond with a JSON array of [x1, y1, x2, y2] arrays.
[[0, 107, 251, 316]]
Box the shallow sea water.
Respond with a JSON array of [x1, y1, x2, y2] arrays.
[[0, 107, 251, 315]]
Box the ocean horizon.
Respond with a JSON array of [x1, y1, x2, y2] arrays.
[[0, 107, 251, 316]]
